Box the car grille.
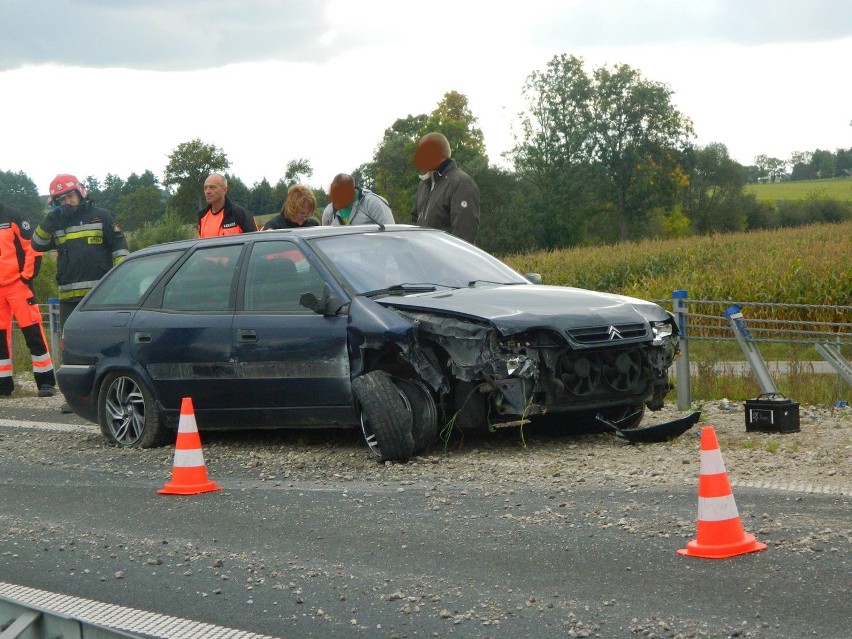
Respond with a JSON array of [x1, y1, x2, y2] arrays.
[[566, 323, 648, 344]]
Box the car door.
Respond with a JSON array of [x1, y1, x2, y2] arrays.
[[232, 238, 351, 424], [130, 242, 243, 412]]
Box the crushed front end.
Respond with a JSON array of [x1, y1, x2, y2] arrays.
[[398, 310, 679, 430]]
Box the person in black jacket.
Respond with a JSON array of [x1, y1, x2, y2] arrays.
[[198, 173, 257, 237], [32, 174, 129, 330], [411, 132, 480, 244], [262, 184, 319, 230]]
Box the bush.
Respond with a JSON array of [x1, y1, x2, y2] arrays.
[[128, 209, 195, 252]]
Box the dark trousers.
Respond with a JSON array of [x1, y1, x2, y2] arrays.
[[59, 299, 82, 332]]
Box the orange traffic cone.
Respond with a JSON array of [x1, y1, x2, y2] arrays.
[[157, 397, 222, 496], [678, 425, 766, 559]]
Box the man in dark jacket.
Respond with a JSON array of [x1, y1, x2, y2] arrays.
[[411, 132, 480, 244], [32, 174, 129, 330], [198, 173, 257, 238]]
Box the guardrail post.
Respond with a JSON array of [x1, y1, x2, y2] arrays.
[[673, 289, 691, 409], [724, 304, 778, 395], [47, 297, 61, 367]]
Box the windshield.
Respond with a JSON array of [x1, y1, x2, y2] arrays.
[[309, 230, 529, 295]]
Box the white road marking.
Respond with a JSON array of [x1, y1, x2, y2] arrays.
[[731, 479, 849, 496], [0, 418, 98, 433]]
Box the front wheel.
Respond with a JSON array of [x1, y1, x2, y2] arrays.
[[97, 371, 164, 447], [394, 378, 438, 455], [351, 371, 414, 462]]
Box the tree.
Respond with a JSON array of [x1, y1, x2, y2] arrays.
[[163, 139, 229, 222], [0, 169, 43, 216], [249, 178, 276, 217], [115, 185, 165, 232], [589, 62, 694, 240], [283, 158, 313, 187], [835, 147, 852, 177], [424, 91, 488, 168], [680, 143, 746, 233], [124, 170, 159, 194], [368, 114, 427, 220], [225, 174, 251, 209], [509, 54, 598, 247], [509, 54, 693, 245], [790, 151, 817, 181], [272, 158, 315, 205], [754, 155, 787, 182], [811, 149, 836, 179], [89, 173, 125, 212]]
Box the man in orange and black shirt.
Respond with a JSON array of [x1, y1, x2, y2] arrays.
[[197, 173, 257, 238], [0, 201, 56, 397]]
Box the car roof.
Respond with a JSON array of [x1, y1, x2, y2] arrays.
[[130, 224, 440, 257]]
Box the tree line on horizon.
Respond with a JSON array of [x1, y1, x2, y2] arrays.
[[2, 54, 850, 255]]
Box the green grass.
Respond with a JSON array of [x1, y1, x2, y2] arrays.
[[745, 176, 852, 202]]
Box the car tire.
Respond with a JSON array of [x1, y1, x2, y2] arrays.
[[97, 371, 164, 448], [394, 378, 438, 455], [352, 371, 414, 462]]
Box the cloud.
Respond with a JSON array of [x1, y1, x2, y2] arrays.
[[0, 0, 334, 71], [5, 1, 850, 73], [531, 0, 852, 49]]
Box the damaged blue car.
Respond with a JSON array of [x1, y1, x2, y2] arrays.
[[57, 225, 678, 461]]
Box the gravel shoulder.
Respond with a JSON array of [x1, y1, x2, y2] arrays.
[[3, 375, 850, 495]]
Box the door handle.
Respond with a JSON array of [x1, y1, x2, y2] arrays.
[[238, 329, 258, 341], [135, 332, 152, 344]]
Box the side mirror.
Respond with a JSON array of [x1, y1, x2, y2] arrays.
[[300, 288, 348, 316], [299, 292, 322, 313], [524, 273, 542, 285]]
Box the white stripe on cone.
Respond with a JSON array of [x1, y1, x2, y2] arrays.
[[172, 448, 206, 468], [697, 494, 741, 522], [178, 412, 199, 433], [699, 448, 726, 475]]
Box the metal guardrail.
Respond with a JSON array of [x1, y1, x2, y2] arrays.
[[0, 581, 280, 639], [664, 291, 851, 408]]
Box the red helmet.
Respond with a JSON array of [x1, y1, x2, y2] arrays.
[[48, 174, 87, 203]]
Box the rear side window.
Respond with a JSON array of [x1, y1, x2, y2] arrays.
[[163, 244, 243, 311], [84, 251, 180, 308]]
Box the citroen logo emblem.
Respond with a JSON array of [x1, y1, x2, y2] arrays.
[[607, 326, 623, 340]]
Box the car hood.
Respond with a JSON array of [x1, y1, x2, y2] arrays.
[[379, 285, 669, 337]]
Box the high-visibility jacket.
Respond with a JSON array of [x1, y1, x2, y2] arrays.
[[197, 197, 257, 238], [0, 202, 40, 287], [32, 201, 129, 302]]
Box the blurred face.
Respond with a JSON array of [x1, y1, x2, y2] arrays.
[[56, 191, 81, 207], [330, 180, 355, 209], [414, 137, 445, 172], [203, 176, 227, 209]]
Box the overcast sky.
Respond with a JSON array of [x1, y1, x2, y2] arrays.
[[1, 0, 850, 197]]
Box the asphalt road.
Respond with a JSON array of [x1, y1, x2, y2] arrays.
[[1, 408, 849, 639]]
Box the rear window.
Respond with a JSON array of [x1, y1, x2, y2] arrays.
[[84, 251, 181, 308]]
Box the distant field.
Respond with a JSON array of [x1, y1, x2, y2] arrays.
[[745, 176, 852, 202]]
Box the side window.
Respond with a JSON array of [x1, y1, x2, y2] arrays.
[[162, 244, 242, 311], [244, 241, 326, 312], [84, 251, 180, 308]]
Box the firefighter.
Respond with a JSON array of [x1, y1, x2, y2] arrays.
[[32, 174, 129, 329], [0, 201, 56, 397]]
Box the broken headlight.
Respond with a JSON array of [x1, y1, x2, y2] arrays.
[[651, 321, 674, 346]]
